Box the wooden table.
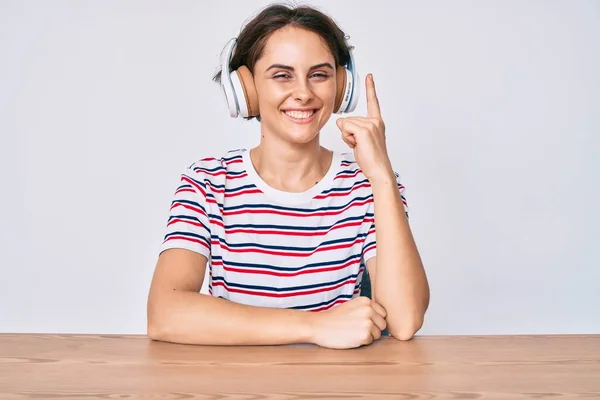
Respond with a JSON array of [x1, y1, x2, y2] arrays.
[[1, 334, 599, 399]]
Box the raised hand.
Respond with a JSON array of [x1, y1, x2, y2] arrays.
[[336, 74, 394, 182]]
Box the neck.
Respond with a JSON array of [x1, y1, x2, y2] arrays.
[[249, 134, 333, 193]]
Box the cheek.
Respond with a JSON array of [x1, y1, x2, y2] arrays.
[[256, 83, 289, 110], [316, 81, 337, 105]]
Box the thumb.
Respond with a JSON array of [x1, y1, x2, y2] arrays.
[[336, 118, 344, 129]]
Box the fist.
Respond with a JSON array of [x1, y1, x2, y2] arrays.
[[308, 296, 387, 349]]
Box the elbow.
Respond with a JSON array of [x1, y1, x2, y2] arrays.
[[392, 293, 429, 341], [388, 316, 424, 342], [146, 300, 173, 342], [391, 328, 417, 341], [147, 320, 167, 341]]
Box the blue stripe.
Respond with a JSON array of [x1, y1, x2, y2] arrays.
[[207, 213, 223, 222], [171, 199, 207, 214], [211, 271, 360, 292], [223, 153, 244, 163], [320, 179, 371, 196], [225, 183, 258, 193], [168, 214, 199, 223], [164, 231, 210, 246], [222, 178, 369, 196], [223, 194, 374, 214], [212, 232, 368, 252], [182, 174, 207, 189], [335, 168, 361, 176], [226, 170, 246, 176], [192, 165, 226, 173], [291, 293, 355, 310], [167, 215, 210, 234], [225, 214, 370, 232], [212, 253, 362, 272]]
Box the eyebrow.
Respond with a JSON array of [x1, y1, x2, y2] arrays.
[[265, 62, 334, 73]]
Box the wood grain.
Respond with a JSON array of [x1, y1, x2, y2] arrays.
[[0, 334, 599, 399]]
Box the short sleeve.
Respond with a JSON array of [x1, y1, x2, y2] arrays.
[[159, 166, 211, 260], [362, 172, 409, 263]]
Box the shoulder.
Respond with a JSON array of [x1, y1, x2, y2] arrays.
[[186, 148, 245, 170], [334, 150, 408, 212], [184, 148, 246, 178], [174, 149, 247, 198], [334, 150, 404, 184], [335, 150, 365, 180]]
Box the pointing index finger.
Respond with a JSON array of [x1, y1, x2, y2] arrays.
[[366, 73, 381, 118]]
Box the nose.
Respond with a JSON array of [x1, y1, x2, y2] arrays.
[[291, 77, 314, 103]]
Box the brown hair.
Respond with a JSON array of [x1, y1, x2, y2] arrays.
[[213, 2, 352, 121]]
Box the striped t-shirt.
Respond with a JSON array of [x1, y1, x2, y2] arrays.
[[159, 148, 409, 312]]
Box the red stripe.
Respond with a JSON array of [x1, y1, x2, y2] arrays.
[[314, 182, 371, 200], [212, 258, 359, 278], [310, 297, 351, 312], [206, 197, 220, 207], [211, 277, 357, 298], [334, 169, 361, 179], [363, 242, 376, 254], [182, 176, 207, 197], [213, 237, 366, 257], [210, 218, 224, 228], [227, 173, 248, 180], [175, 188, 195, 195], [206, 182, 224, 193], [226, 158, 243, 165], [164, 235, 209, 250], [170, 202, 208, 218], [167, 218, 203, 228], [225, 188, 263, 198], [223, 198, 372, 218], [224, 220, 364, 237], [200, 169, 227, 177]]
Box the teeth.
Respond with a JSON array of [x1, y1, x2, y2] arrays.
[[284, 110, 315, 119]]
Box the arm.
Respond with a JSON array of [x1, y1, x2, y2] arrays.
[[147, 248, 386, 347], [367, 174, 430, 341], [147, 248, 314, 345], [336, 73, 429, 341]]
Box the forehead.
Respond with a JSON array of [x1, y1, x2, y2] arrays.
[[259, 26, 334, 65]]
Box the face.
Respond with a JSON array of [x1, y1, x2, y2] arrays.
[[253, 26, 337, 144]]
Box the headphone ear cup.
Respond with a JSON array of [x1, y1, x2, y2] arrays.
[[334, 66, 347, 113], [346, 71, 359, 113], [220, 38, 240, 117], [235, 65, 259, 117], [335, 65, 354, 114]]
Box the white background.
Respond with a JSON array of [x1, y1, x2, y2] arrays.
[[1, 0, 598, 335]]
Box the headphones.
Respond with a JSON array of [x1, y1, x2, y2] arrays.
[[219, 36, 359, 118]]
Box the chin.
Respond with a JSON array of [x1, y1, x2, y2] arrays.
[[282, 123, 322, 144], [288, 130, 320, 144]]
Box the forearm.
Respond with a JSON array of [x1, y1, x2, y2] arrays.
[[371, 174, 429, 339], [148, 290, 314, 345]]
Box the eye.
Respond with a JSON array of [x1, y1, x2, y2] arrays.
[[311, 72, 330, 79], [273, 73, 291, 80]]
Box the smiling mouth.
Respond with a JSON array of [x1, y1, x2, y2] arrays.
[[281, 109, 319, 123], [283, 109, 316, 118]]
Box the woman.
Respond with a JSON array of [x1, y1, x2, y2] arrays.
[[147, 3, 429, 349]]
